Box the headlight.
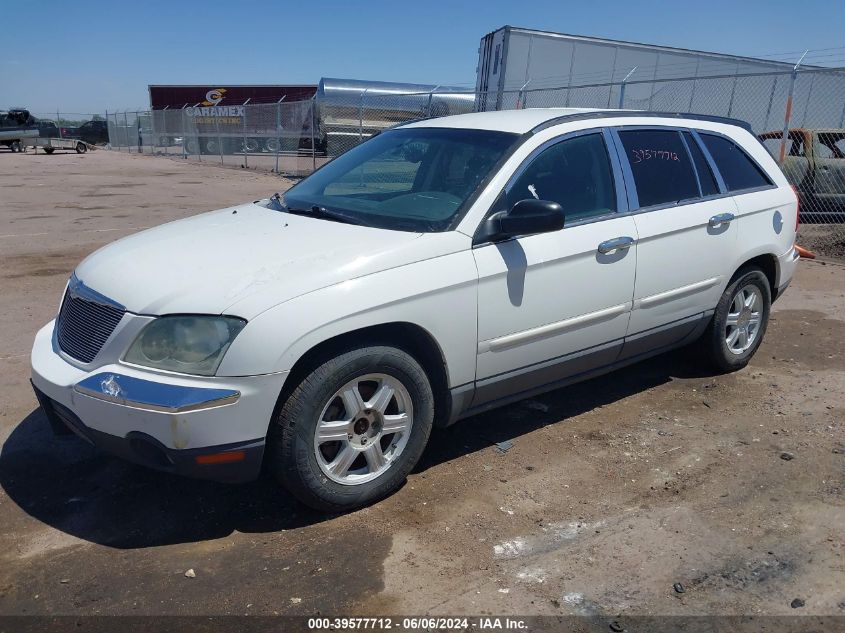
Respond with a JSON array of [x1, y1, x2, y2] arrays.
[[124, 315, 246, 376]]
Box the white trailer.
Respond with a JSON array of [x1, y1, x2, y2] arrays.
[[31, 137, 94, 154], [475, 25, 815, 116]]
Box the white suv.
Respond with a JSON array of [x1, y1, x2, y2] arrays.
[[31, 108, 799, 511]]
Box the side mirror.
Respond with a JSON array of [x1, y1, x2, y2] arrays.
[[478, 199, 565, 243]]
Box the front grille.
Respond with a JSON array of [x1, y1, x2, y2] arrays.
[[56, 288, 125, 363]]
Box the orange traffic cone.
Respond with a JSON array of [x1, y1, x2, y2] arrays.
[[795, 245, 816, 259]]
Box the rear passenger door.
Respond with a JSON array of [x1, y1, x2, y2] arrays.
[[612, 127, 738, 357]]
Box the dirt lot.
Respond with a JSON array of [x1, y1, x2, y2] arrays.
[[0, 150, 843, 620]]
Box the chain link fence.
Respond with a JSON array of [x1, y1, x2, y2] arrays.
[[103, 65, 845, 259]]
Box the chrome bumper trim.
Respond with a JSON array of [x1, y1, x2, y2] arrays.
[[73, 372, 240, 413]]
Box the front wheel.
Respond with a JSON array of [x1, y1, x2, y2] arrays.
[[701, 267, 771, 372], [269, 345, 434, 512]]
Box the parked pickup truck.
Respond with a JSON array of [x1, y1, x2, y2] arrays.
[[759, 129, 845, 222], [61, 119, 109, 145]]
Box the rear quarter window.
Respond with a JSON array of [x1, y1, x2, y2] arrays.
[[701, 133, 773, 192]]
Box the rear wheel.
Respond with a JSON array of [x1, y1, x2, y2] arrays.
[[269, 345, 434, 512], [43, 147, 55, 154], [10, 140, 21, 152], [701, 267, 771, 372], [75, 142, 87, 154]]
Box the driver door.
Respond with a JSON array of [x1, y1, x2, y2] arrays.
[[472, 130, 638, 405]]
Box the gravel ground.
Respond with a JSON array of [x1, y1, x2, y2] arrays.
[[0, 150, 843, 619]]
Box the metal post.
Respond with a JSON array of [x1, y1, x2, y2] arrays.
[[425, 85, 440, 116], [274, 99, 282, 173], [181, 105, 188, 160], [517, 80, 530, 109], [57, 108, 62, 140], [779, 51, 808, 165], [763, 77, 778, 131], [359, 88, 368, 142], [311, 95, 317, 173], [161, 105, 169, 155], [104, 109, 108, 149], [124, 112, 130, 152], [215, 108, 223, 166], [726, 74, 738, 117], [242, 98, 250, 169], [687, 58, 701, 112], [275, 96, 286, 173], [618, 67, 637, 109]]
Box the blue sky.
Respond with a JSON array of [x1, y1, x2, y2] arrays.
[[3, 0, 843, 115]]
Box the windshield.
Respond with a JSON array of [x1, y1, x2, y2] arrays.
[[282, 127, 518, 232]]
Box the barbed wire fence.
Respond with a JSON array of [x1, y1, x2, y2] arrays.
[[103, 64, 845, 259]]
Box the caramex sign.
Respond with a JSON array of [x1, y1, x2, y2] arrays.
[[185, 105, 245, 125]]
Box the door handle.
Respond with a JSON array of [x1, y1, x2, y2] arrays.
[[598, 236, 635, 254], [708, 213, 735, 228]]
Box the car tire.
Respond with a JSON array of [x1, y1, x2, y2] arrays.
[[75, 142, 87, 154], [269, 345, 434, 512], [701, 267, 771, 372], [43, 147, 55, 154], [10, 140, 21, 152]]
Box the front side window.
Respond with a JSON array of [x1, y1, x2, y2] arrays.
[[507, 133, 617, 222], [700, 133, 773, 192], [283, 127, 517, 232], [618, 129, 700, 208]]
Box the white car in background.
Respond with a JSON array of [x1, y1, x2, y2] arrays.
[[31, 108, 799, 511]]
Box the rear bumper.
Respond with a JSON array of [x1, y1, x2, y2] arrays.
[[775, 246, 800, 300]]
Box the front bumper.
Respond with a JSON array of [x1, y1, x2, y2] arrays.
[[31, 320, 287, 483]]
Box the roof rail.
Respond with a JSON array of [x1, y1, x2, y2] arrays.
[[530, 110, 753, 134]]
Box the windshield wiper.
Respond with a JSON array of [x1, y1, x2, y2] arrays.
[[270, 194, 369, 227], [287, 205, 369, 226]]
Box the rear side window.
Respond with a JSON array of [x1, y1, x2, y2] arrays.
[[618, 129, 700, 208], [700, 133, 773, 192], [683, 132, 720, 196]]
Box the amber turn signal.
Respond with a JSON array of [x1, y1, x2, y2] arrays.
[[195, 450, 246, 465]]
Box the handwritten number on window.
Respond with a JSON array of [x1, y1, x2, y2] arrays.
[[630, 149, 680, 164]]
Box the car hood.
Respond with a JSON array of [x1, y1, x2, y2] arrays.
[[74, 201, 433, 318]]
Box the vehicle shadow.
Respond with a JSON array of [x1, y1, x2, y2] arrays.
[[0, 347, 714, 550], [418, 346, 712, 470]]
